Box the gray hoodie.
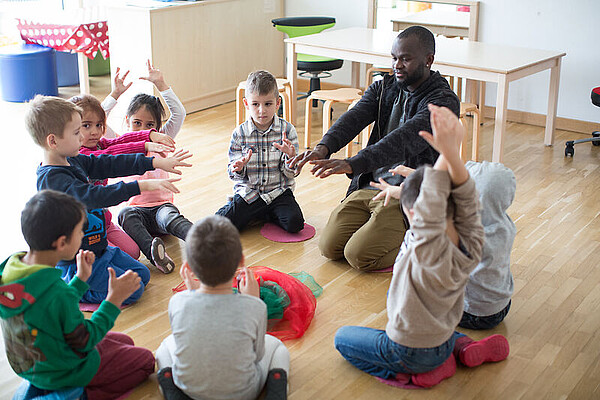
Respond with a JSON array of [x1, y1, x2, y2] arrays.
[[464, 161, 517, 316]]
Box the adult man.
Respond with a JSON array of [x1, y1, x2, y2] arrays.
[[290, 26, 460, 271]]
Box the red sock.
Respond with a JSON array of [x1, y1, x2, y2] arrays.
[[411, 356, 456, 388], [458, 334, 509, 367]]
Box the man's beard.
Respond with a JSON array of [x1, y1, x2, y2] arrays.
[[396, 63, 426, 91]]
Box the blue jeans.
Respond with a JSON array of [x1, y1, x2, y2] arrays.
[[334, 326, 465, 379], [459, 300, 511, 330]]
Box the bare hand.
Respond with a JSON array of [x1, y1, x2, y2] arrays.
[[75, 249, 95, 282], [389, 165, 415, 177], [138, 178, 181, 193], [231, 149, 253, 173], [153, 149, 193, 175], [180, 262, 200, 291], [272, 132, 296, 158], [237, 267, 259, 298], [110, 67, 132, 99], [140, 59, 169, 91], [288, 145, 328, 173], [106, 268, 142, 308], [145, 142, 174, 157], [149, 131, 176, 148], [309, 159, 352, 178], [371, 178, 403, 206], [419, 104, 464, 160]]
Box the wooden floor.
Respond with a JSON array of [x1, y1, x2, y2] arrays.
[[1, 76, 600, 400]]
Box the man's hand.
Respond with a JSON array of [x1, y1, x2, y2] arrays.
[[231, 149, 252, 173], [371, 178, 404, 206], [237, 267, 259, 298], [106, 268, 142, 308], [273, 132, 296, 158], [138, 178, 181, 193], [153, 149, 193, 174], [149, 131, 176, 148], [309, 159, 353, 178], [287, 144, 329, 173], [75, 250, 95, 282], [109, 67, 132, 100], [180, 262, 200, 291], [140, 59, 169, 91]]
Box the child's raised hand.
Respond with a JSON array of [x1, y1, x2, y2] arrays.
[[231, 149, 253, 173], [106, 268, 142, 308], [75, 249, 95, 282], [419, 104, 464, 161], [138, 178, 181, 194], [153, 149, 193, 175], [180, 262, 200, 291], [371, 178, 404, 206], [237, 267, 259, 298], [273, 132, 296, 158], [110, 67, 132, 99], [389, 165, 415, 177], [140, 59, 169, 91], [145, 142, 174, 157], [149, 131, 176, 149]]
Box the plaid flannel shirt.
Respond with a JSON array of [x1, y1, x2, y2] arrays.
[[228, 116, 299, 205]]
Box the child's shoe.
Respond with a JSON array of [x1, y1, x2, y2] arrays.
[[151, 237, 175, 274], [457, 334, 509, 367], [410, 355, 456, 388], [264, 368, 287, 400], [157, 367, 193, 400], [375, 372, 415, 388]]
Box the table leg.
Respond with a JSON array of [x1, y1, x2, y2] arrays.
[[492, 75, 509, 163], [544, 57, 562, 146], [351, 62, 360, 89], [286, 43, 297, 125], [77, 53, 90, 94]]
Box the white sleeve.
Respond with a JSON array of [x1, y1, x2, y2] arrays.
[[160, 88, 186, 139], [101, 95, 119, 138]]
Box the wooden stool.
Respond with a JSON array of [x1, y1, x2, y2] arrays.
[[304, 88, 362, 151], [343, 98, 371, 157], [459, 102, 481, 162], [236, 78, 292, 125]]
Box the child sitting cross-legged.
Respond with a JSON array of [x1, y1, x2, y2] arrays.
[[334, 105, 510, 388], [0, 190, 154, 400], [155, 215, 290, 400]]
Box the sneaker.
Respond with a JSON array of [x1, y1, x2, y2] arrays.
[[264, 368, 287, 400], [157, 367, 192, 400], [151, 237, 175, 274], [459, 334, 510, 367], [411, 355, 456, 388]]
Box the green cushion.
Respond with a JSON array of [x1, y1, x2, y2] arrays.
[[275, 23, 336, 38]]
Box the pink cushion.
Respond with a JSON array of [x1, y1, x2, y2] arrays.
[[260, 223, 316, 243]]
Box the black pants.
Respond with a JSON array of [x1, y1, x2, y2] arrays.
[[458, 300, 511, 330], [118, 203, 192, 262], [216, 189, 304, 233]]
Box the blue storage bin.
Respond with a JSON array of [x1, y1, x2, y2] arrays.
[[0, 43, 58, 102], [55, 50, 79, 87]]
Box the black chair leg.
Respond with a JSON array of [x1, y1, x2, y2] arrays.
[[309, 77, 321, 107]]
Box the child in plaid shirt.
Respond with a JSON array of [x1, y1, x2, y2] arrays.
[[216, 70, 304, 233]]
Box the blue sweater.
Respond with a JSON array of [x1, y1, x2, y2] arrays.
[[36, 154, 154, 258]]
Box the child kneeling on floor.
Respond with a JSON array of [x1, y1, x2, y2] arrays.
[[156, 215, 289, 400], [0, 190, 154, 399], [334, 105, 510, 388]]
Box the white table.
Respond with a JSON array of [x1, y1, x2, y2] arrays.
[[285, 27, 565, 162], [392, 9, 470, 38]]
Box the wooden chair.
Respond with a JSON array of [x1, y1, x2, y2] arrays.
[[459, 102, 481, 161], [304, 88, 362, 152], [236, 78, 292, 125], [344, 98, 371, 157]]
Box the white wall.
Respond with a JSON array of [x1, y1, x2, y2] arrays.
[[285, 0, 600, 124]]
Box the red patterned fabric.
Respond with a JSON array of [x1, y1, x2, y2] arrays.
[[16, 18, 109, 60]]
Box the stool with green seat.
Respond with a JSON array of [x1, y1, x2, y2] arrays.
[[272, 17, 343, 107]]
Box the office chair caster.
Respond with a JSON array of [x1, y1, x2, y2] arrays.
[[565, 141, 575, 157]]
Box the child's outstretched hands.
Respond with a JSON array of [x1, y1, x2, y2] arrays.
[[371, 178, 404, 206], [149, 131, 176, 149], [110, 67, 132, 100], [273, 132, 296, 158], [237, 267, 259, 298], [106, 268, 142, 308], [145, 142, 174, 157], [153, 149, 193, 175], [419, 104, 464, 161], [75, 250, 95, 283], [138, 178, 181, 194], [180, 262, 200, 291], [231, 149, 253, 173], [140, 59, 169, 91], [389, 165, 415, 177]]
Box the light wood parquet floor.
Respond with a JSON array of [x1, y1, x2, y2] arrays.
[[1, 75, 599, 399]]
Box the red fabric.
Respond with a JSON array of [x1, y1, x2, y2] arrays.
[[16, 19, 109, 59], [260, 222, 316, 243], [79, 130, 152, 157], [86, 332, 154, 400]]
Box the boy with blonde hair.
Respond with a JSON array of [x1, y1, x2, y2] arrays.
[[216, 70, 304, 233], [156, 215, 289, 400], [25, 95, 192, 304]]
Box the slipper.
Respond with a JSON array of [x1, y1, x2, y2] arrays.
[[151, 237, 175, 274]]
